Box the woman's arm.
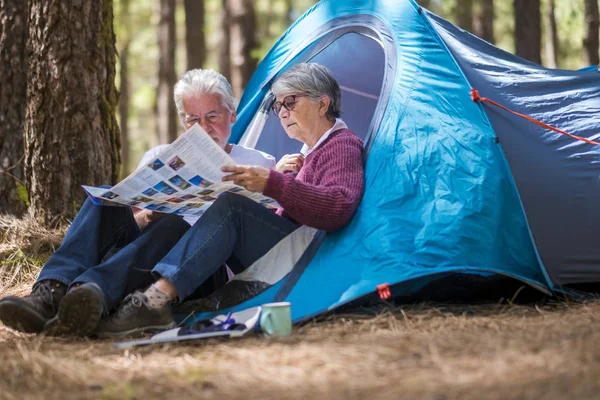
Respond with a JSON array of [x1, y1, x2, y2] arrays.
[[222, 133, 365, 232], [264, 134, 364, 231]]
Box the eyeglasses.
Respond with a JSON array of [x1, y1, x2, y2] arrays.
[[271, 94, 307, 117], [184, 115, 200, 127], [184, 112, 223, 128]]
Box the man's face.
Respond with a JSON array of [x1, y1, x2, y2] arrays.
[[182, 93, 236, 149]]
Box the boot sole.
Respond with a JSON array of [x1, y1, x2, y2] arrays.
[[45, 286, 104, 337], [0, 298, 48, 334]]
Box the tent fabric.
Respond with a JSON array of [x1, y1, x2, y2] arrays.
[[183, 0, 600, 324], [427, 13, 600, 286]]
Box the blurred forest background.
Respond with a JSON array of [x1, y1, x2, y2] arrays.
[[115, 0, 598, 176], [0, 0, 598, 224]]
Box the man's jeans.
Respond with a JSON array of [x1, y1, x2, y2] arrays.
[[153, 193, 299, 301], [37, 198, 190, 310]]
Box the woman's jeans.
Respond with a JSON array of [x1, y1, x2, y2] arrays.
[[37, 198, 190, 310], [153, 193, 299, 301]]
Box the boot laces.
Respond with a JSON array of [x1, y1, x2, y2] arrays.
[[116, 291, 146, 317], [32, 281, 58, 313]]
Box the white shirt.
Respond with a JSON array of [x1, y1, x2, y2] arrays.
[[300, 118, 348, 157], [137, 144, 276, 226]]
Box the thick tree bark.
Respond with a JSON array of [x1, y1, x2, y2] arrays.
[[0, 0, 28, 216], [229, 0, 257, 99], [456, 0, 474, 32], [219, 0, 232, 82], [184, 0, 206, 70], [119, 0, 130, 175], [584, 0, 600, 66], [474, 0, 494, 44], [25, 0, 121, 225], [157, 0, 177, 144], [514, 0, 541, 64], [544, 0, 559, 68]]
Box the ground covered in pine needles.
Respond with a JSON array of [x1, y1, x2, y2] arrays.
[[1, 214, 600, 400]]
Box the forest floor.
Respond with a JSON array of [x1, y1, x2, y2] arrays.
[[1, 214, 600, 400]]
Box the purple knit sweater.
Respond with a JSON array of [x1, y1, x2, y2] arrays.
[[263, 129, 364, 232]]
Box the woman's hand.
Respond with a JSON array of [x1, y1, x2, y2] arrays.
[[132, 208, 162, 229], [275, 153, 304, 173], [221, 165, 270, 193]]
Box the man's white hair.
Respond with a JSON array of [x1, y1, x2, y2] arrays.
[[173, 69, 236, 119]]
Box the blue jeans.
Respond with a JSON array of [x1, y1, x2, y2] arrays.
[[37, 198, 190, 309], [153, 193, 299, 301]]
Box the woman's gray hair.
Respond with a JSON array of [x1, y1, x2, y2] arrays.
[[271, 63, 341, 120], [173, 69, 236, 119]]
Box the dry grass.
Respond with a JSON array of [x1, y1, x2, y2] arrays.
[[1, 214, 600, 400], [0, 211, 65, 290], [2, 298, 600, 400]]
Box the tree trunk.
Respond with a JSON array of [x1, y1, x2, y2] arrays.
[[456, 0, 474, 32], [229, 0, 257, 99], [584, 0, 600, 66], [184, 0, 206, 70], [262, 0, 273, 40], [218, 0, 231, 82], [0, 0, 28, 216], [119, 46, 130, 175], [284, 0, 293, 26], [25, 0, 121, 225], [544, 0, 559, 68], [156, 0, 177, 144], [474, 0, 494, 44], [514, 0, 541, 64], [119, 0, 131, 176]]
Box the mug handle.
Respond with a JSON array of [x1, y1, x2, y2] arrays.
[[261, 310, 274, 335]]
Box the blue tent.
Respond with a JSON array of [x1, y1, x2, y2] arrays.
[[179, 0, 600, 323], [581, 64, 599, 72]]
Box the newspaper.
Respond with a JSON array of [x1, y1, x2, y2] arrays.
[[82, 124, 279, 217]]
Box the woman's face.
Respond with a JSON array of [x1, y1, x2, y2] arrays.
[[274, 93, 326, 143]]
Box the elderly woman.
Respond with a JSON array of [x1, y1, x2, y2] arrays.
[[95, 63, 365, 337]]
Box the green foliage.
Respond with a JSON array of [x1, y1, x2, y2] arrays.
[[554, 0, 584, 69], [1, 248, 46, 269], [495, 0, 515, 54], [101, 381, 136, 400], [0, 248, 46, 289], [15, 182, 29, 207]]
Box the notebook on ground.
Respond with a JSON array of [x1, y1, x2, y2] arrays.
[[114, 306, 261, 348]]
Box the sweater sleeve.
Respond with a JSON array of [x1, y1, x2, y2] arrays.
[[263, 133, 364, 232]]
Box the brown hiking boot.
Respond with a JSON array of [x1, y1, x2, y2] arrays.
[[0, 280, 67, 333], [43, 282, 106, 337]]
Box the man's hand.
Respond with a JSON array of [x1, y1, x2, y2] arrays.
[[275, 153, 304, 173], [221, 165, 270, 193], [132, 208, 163, 229]]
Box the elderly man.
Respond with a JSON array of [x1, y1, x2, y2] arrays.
[[0, 69, 275, 336]]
